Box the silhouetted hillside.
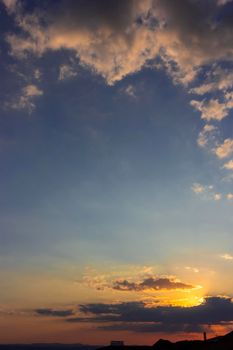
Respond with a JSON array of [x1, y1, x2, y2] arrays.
[[0, 345, 99, 350], [98, 330, 233, 350], [1, 332, 233, 350]]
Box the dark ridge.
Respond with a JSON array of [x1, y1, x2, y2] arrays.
[[98, 330, 233, 350], [1, 332, 233, 350]]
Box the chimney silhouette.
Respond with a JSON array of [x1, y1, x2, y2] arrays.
[[203, 332, 207, 342]]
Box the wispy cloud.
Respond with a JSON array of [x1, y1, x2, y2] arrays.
[[220, 253, 233, 261], [58, 64, 77, 81], [191, 183, 206, 194], [6, 84, 43, 113], [197, 124, 217, 148], [185, 266, 199, 273], [35, 308, 75, 317], [122, 84, 137, 98]]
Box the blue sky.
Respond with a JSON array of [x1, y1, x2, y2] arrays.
[[1, 0, 233, 344]]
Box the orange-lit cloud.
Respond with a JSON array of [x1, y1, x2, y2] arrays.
[[214, 138, 233, 159], [3, 0, 233, 86]]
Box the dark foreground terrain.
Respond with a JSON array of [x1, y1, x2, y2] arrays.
[[100, 330, 233, 350], [152, 330, 233, 349], [0, 345, 98, 350], [1, 331, 233, 350]]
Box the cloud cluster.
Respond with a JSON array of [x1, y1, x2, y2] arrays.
[[112, 277, 195, 291], [190, 66, 233, 96], [191, 182, 233, 202], [3, 0, 233, 86], [80, 267, 197, 293], [67, 296, 233, 333], [190, 99, 230, 122], [2, 0, 233, 183]]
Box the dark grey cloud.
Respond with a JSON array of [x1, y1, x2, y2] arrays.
[[112, 277, 195, 291], [66, 297, 233, 333], [4, 0, 233, 84], [35, 308, 74, 317], [79, 301, 144, 317], [53, 0, 136, 33]]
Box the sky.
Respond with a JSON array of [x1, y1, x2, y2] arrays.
[[1, 0, 233, 345]]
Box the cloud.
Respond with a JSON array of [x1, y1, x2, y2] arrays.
[[35, 308, 74, 317], [217, 0, 233, 6], [220, 253, 233, 260], [58, 64, 77, 81], [112, 277, 195, 291], [191, 183, 226, 202], [67, 296, 233, 333], [80, 266, 196, 293], [2, 0, 233, 194], [185, 266, 199, 273], [191, 183, 205, 194], [6, 84, 43, 113], [190, 66, 233, 95], [223, 159, 233, 170], [3, 0, 233, 86], [213, 193, 222, 201], [2, 0, 18, 14], [226, 193, 233, 199], [34, 68, 41, 80], [123, 84, 136, 98], [197, 124, 217, 148], [190, 99, 229, 122], [214, 138, 233, 159]]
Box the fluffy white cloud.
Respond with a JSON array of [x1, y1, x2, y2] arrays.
[[226, 193, 233, 200]]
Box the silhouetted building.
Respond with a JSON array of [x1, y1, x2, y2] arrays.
[[110, 341, 124, 347]]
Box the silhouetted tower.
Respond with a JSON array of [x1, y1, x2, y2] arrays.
[[203, 332, 207, 342]]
